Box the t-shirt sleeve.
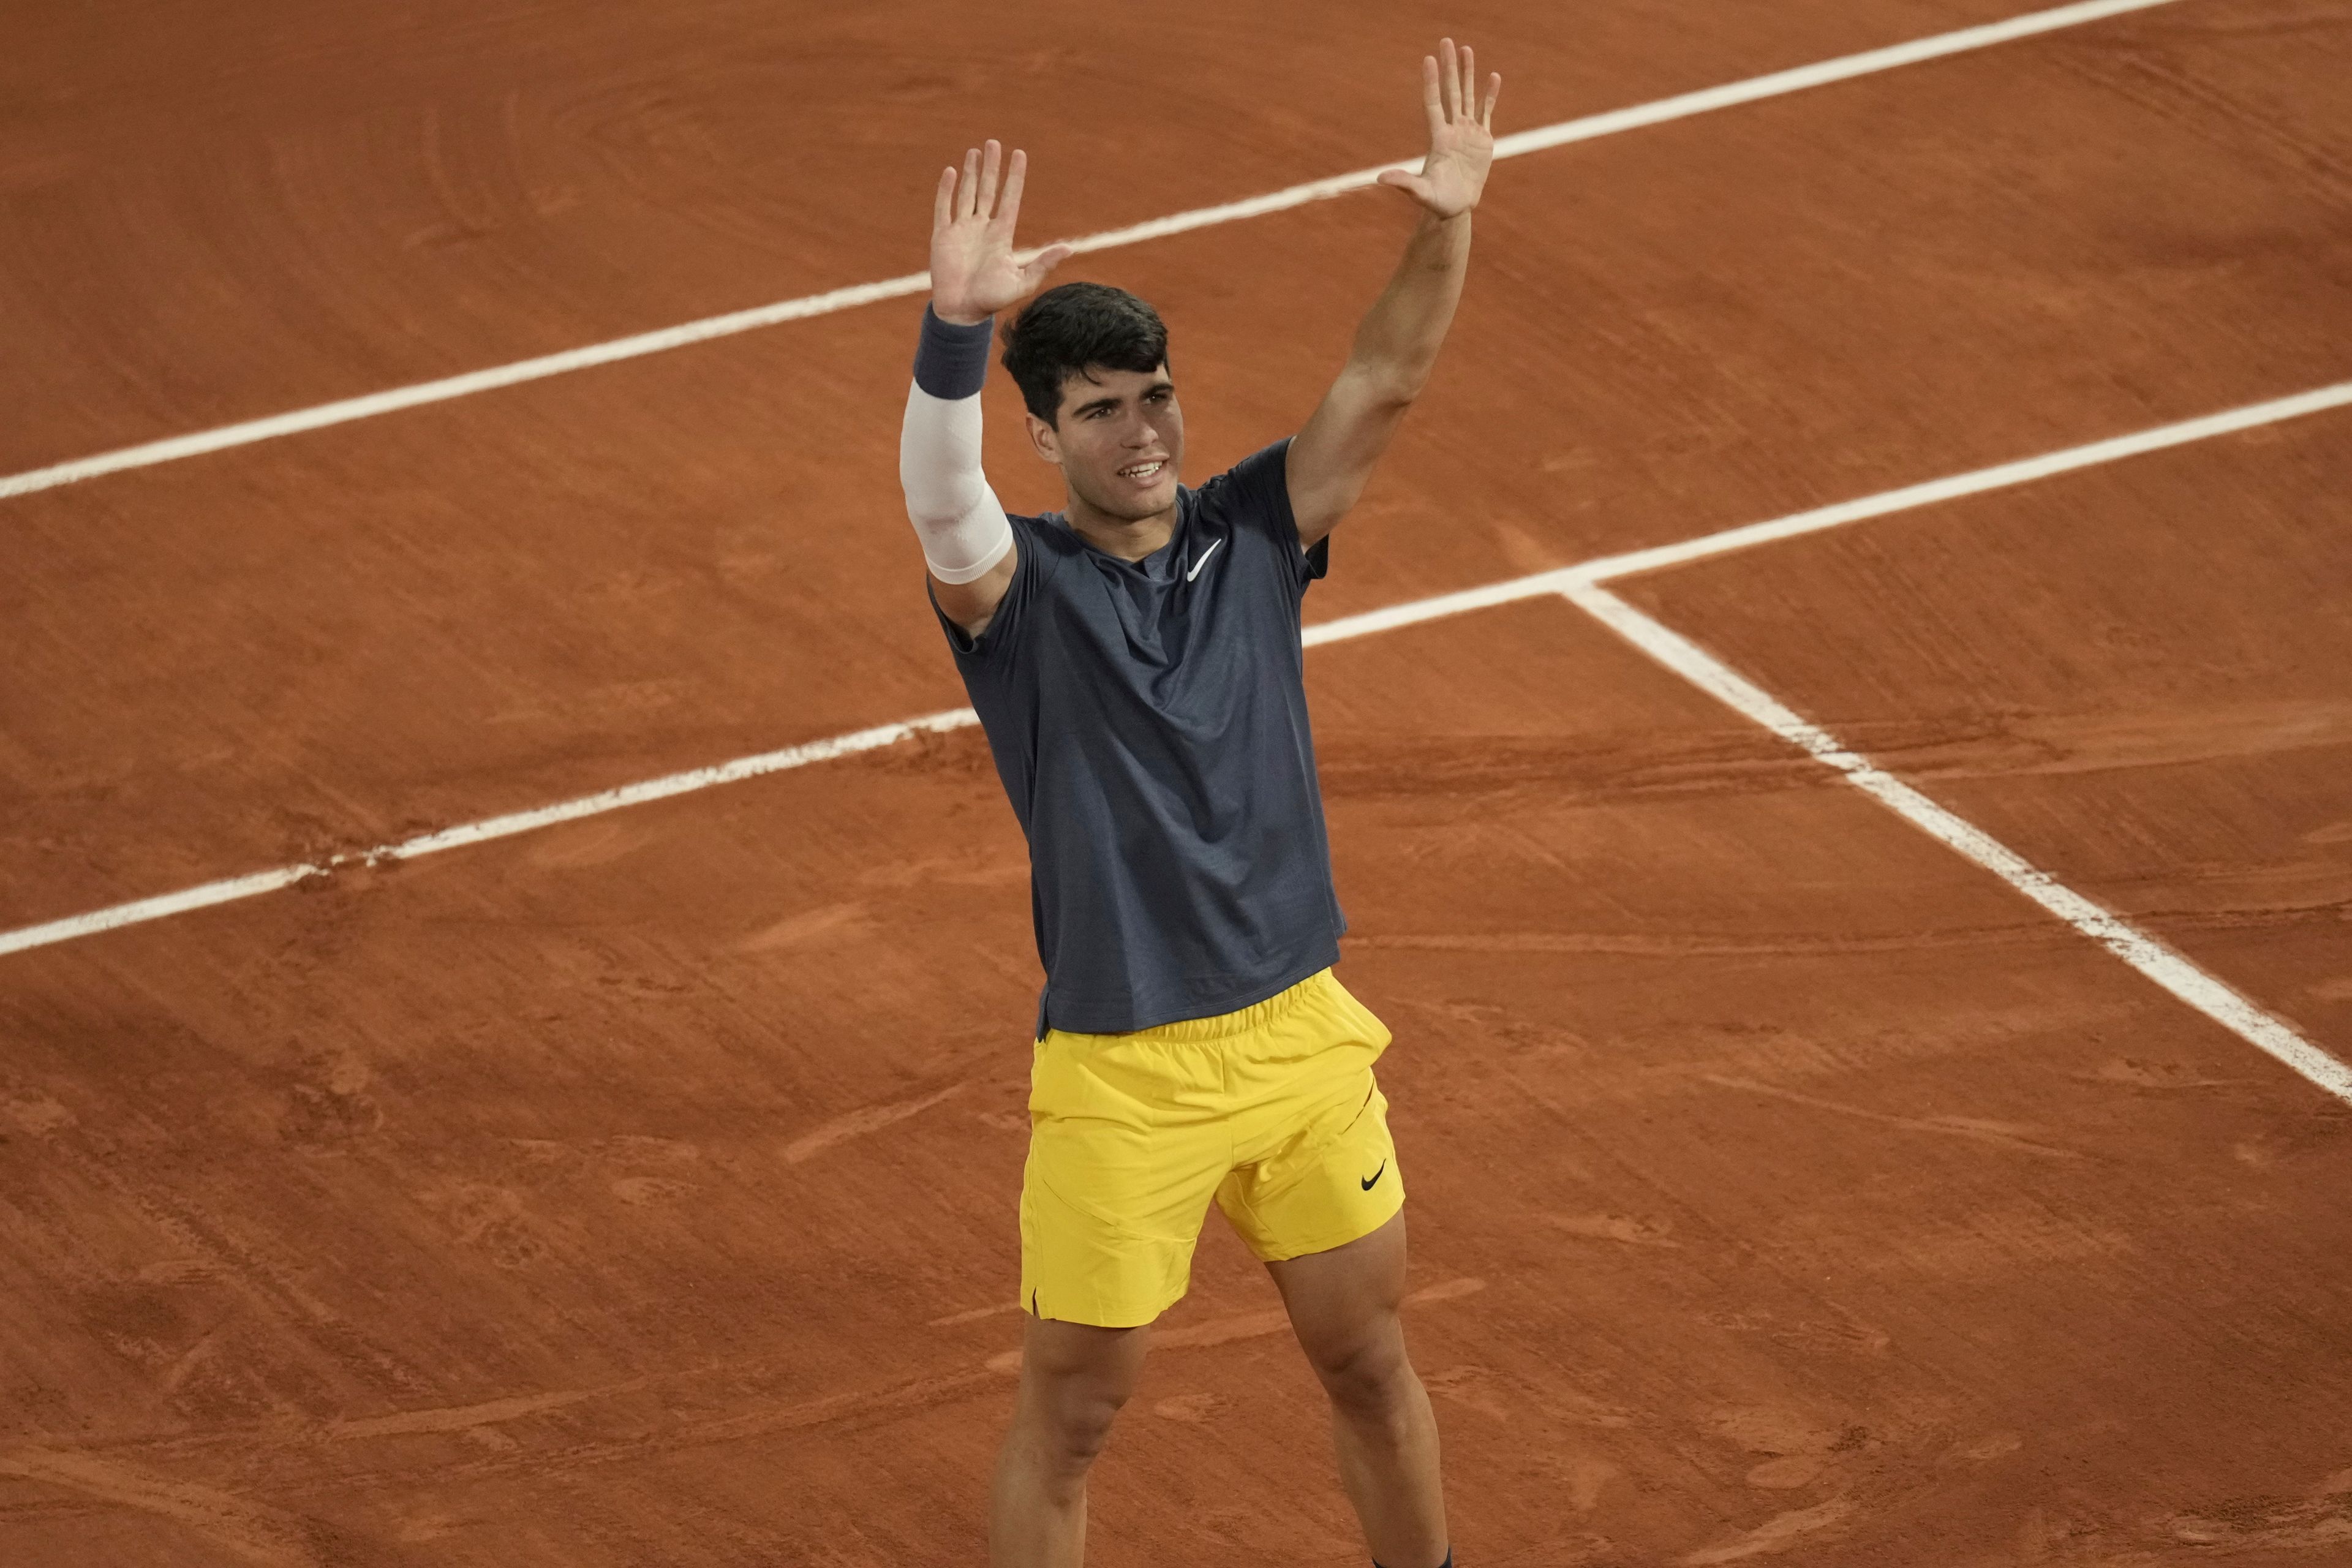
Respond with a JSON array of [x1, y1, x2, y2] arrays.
[[1208, 437, 1328, 594], [930, 512, 1043, 660]]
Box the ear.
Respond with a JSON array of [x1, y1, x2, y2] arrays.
[[1025, 412, 1061, 464]]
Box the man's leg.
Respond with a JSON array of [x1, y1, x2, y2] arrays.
[[989, 1312, 1151, 1568], [1265, 1210, 1449, 1568]]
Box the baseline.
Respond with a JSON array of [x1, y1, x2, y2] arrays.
[[0, 0, 2182, 503]]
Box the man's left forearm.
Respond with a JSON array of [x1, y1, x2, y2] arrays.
[[1345, 210, 1473, 405]]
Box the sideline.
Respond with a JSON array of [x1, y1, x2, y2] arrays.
[[0, 0, 2181, 503], [1562, 578, 2352, 1107]]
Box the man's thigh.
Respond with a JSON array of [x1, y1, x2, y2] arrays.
[[1022, 1031, 1231, 1327], [1264, 1208, 1411, 1373]]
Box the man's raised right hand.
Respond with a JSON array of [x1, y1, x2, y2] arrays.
[[930, 140, 1072, 327]]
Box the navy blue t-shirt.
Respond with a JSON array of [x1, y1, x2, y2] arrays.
[[934, 439, 1344, 1035]]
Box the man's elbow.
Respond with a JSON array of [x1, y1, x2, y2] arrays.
[[899, 466, 985, 530], [1341, 356, 1431, 412]]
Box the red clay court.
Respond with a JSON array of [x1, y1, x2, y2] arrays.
[[4, 1, 2350, 1562]]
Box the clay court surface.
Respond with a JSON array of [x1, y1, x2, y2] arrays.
[[6, 1, 2352, 1562]]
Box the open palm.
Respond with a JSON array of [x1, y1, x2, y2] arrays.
[[1378, 39, 1501, 219], [930, 140, 1072, 326]]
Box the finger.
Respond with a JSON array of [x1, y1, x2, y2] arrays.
[[996, 148, 1029, 230], [1022, 242, 1074, 289], [1460, 44, 1476, 124], [1418, 53, 1442, 134], [933, 165, 956, 233], [1376, 167, 1431, 201], [1438, 39, 1459, 121], [960, 147, 981, 219], [1482, 72, 1502, 130], [978, 138, 1003, 219]]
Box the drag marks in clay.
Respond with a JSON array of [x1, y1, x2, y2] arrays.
[[1, 1086, 76, 1136], [1695, 1307, 1893, 1362], [274, 1050, 385, 1150], [1859, 1204, 2136, 1277], [1422, 1363, 1513, 1423], [325, 1384, 630, 1442], [733, 900, 878, 953], [1548, 1451, 1622, 1514], [1404, 1276, 1487, 1307], [780, 1080, 965, 1166], [1700, 1074, 2087, 1160], [1706, 1406, 1872, 1495], [607, 1174, 699, 1207], [1548, 1212, 1682, 1248], [1667, 1398, 2046, 1561], [2228, 1101, 2349, 1169], [0, 1446, 325, 1568], [2159, 1489, 2352, 1550], [926, 1300, 1022, 1329], [2073, 1055, 2239, 1090], [247, 1359, 1005, 1501], [1677, 1496, 1856, 1564], [21, 1116, 440, 1408], [415, 1182, 548, 1271], [1540, 1390, 1638, 1430]]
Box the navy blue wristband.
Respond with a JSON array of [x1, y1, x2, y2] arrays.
[[914, 306, 994, 399]]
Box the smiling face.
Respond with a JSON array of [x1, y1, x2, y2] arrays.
[[1026, 363, 1184, 524]]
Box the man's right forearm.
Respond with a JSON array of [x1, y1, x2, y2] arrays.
[[1345, 210, 1472, 407], [900, 306, 1013, 586]]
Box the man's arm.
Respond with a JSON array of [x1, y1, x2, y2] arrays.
[[1287, 40, 1499, 549], [903, 140, 1070, 638]]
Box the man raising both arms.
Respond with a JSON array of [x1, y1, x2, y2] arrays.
[[898, 40, 1501, 1568]]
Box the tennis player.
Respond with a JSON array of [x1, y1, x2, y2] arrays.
[[897, 41, 1499, 1568]]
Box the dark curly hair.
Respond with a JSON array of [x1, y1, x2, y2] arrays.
[[1001, 282, 1170, 426]]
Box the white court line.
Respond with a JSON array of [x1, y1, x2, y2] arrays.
[[7, 374, 2348, 974], [1569, 382, 2352, 584], [1559, 579, 2352, 1106], [1300, 567, 1579, 646], [0, 711, 978, 959], [0, 0, 2182, 504]]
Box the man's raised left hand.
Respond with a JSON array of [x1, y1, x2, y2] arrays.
[[1377, 39, 1501, 220]]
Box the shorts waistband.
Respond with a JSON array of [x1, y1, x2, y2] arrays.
[[1118, 968, 1335, 1043]]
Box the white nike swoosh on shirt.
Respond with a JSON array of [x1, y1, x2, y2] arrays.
[[1185, 537, 1223, 581]]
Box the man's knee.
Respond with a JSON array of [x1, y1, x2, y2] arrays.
[[1016, 1321, 1145, 1472], [1305, 1317, 1415, 1414], [1035, 1379, 1128, 1468]]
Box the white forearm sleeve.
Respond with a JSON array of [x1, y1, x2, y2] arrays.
[[900, 380, 1014, 585]]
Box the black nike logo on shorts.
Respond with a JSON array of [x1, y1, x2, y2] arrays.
[[1361, 1160, 1387, 1191]]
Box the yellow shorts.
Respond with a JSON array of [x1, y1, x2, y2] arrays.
[[1019, 967, 1403, 1327]]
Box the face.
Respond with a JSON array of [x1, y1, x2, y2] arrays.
[[1026, 364, 1184, 522]]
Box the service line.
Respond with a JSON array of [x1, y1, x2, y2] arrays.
[[0, 712, 982, 959], [4, 371, 2352, 1053], [0, 0, 2183, 504]]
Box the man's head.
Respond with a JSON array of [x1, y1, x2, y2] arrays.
[[1002, 282, 1183, 522]]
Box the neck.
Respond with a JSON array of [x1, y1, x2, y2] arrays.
[[1064, 491, 1177, 562]]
